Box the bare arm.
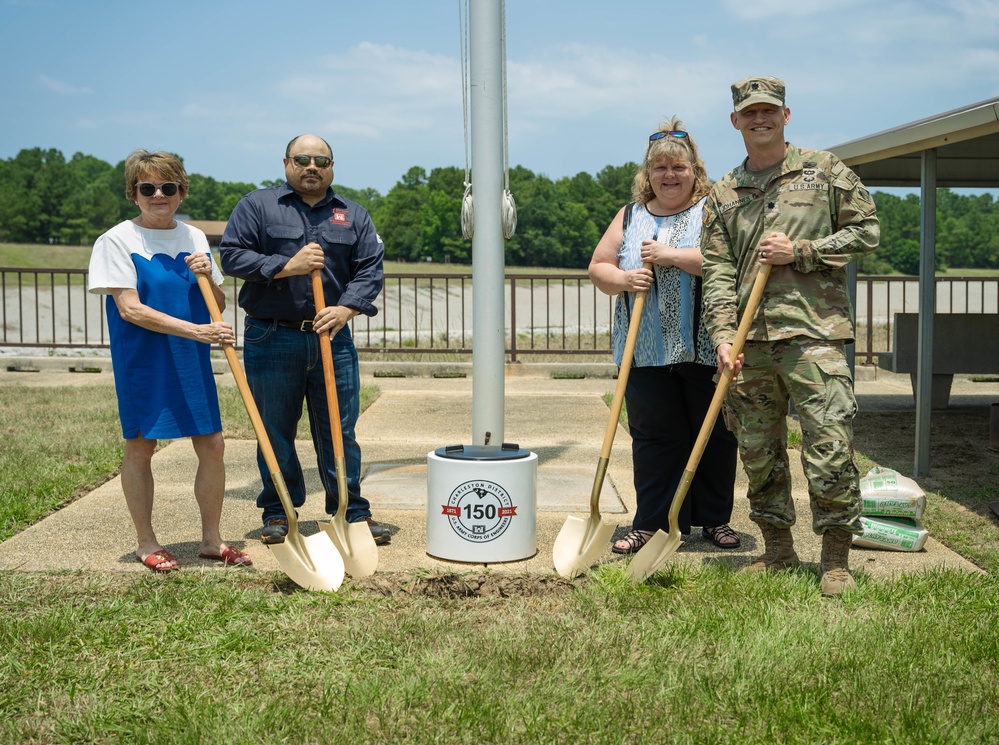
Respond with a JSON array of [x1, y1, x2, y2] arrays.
[[110, 258, 233, 345], [640, 239, 704, 276], [588, 205, 654, 295]]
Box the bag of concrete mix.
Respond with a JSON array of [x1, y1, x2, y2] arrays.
[[859, 466, 926, 519], [853, 516, 929, 552]]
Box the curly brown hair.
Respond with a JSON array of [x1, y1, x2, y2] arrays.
[[123, 149, 189, 202], [631, 116, 710, 207]]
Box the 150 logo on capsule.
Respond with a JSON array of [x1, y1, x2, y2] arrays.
[[441, 480, 518, 543]]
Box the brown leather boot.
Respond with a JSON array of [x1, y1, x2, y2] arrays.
[[820, 527, 857, 596], [742, 522, 800, 573]]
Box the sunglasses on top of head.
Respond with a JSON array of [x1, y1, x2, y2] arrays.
[[649, 130, 689, 143], [136, 182, 180, 198], [289, 154, 333, 168]]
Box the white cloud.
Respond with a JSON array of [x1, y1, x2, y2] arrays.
[[720, 0, 867, 19], [275, 42, 462, 140], [947, 0, 999, 24], [507, 42, 731, 123], [36, 74, 91, 95]]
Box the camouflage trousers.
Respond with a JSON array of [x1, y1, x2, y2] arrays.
[[722, 337, 862, 535]]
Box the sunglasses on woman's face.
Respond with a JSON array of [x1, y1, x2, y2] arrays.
[[649, 130, 689, 142], [136, 182, 179, 198], [290, 154, 333, 169]]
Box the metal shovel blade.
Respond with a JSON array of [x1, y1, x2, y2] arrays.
[[318, 453, 378, 578], [268, 470, 345, 591], [625, 528, 682, 583], [552, 513, 616, 579], [320, 517, 379, 579], [625, 469, 694, 582], [269, 531, 345, 592]]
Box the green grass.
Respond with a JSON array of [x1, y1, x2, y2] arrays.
[[0, 243, 589, 277], [0, 243, 95, 269], [0, 386, 123, 542], [0, 565, 996, 743], [0, 382, 378, 542], [2, 382, 999, 742]]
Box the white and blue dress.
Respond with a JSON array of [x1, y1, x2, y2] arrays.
[[89, 220, 223, 439]]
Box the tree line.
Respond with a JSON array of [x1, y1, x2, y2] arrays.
[[2, 147, 998, 273]]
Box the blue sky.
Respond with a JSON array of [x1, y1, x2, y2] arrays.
[[2, 0, 998, 196]]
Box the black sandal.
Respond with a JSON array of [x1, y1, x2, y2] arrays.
[[702, 524, 741, 549], [612, 529, 655, 555]]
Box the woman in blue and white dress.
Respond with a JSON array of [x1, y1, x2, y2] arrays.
[[89, 150, 251, 572], [588, 118, 740, 554]]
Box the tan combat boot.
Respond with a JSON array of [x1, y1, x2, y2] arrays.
[[820, 527, 857, 596], [742, 522, 800, 573]]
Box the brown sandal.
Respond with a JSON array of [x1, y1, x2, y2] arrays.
[[702, 524, 741, 548], [612, 529, 655, 555]]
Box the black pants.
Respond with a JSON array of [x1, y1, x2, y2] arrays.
[[626, 364, 738, 535]]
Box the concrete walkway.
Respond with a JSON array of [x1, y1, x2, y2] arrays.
[[0, 360, 987, 581]]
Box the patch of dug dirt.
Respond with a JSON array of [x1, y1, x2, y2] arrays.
[[356, 571, 575, 598]]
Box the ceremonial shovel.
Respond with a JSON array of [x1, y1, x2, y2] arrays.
[[626, 264, 771, 583], [312, 270, 379, 577], [552, 263, 652, 578], [197, 274, 345, 592]]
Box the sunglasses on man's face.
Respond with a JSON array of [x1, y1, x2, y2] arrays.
[[290, 154, 333, 169], [136, 182, 179, 198], [649, 130, 689, 142]]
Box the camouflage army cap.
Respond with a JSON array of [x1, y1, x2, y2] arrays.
[[731, 76, 785, 112]]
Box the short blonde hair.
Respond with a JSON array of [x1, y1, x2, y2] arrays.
[[631, 116, 711, 207], [123, 149, 189, 202]]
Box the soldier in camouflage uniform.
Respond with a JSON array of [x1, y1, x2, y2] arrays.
[[700, 76, 880, 596]]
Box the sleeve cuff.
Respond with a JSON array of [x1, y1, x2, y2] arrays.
[[793, 240, 817, 273]]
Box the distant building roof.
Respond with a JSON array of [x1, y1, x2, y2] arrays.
[[829, 96, 999, 188], [180, 220, 228, 244]]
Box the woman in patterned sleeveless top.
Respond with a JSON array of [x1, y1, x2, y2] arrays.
[[588, 118, 740, 555]]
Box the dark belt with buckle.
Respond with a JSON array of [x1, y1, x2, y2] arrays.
[[262, 318, 314, 332]]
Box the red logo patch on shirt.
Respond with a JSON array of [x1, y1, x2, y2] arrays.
[[331, 209, 350, 226]]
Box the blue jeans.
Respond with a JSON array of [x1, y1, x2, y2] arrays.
[[242, 317, 369, 525]]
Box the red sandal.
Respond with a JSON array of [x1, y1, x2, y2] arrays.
[[139, 549, 178, 573], [199, 546, 253, 566]]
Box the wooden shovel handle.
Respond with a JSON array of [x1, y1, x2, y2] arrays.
[[195, 276, 272, 463], [666, 263, 772, 523], [601, 262, 652, 459], [311, 270, 346, 460]]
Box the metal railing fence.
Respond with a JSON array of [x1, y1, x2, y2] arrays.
[[2, 268, 997, 364]]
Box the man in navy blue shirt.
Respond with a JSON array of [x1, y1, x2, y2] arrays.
[[220, 133, 389, 546]]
